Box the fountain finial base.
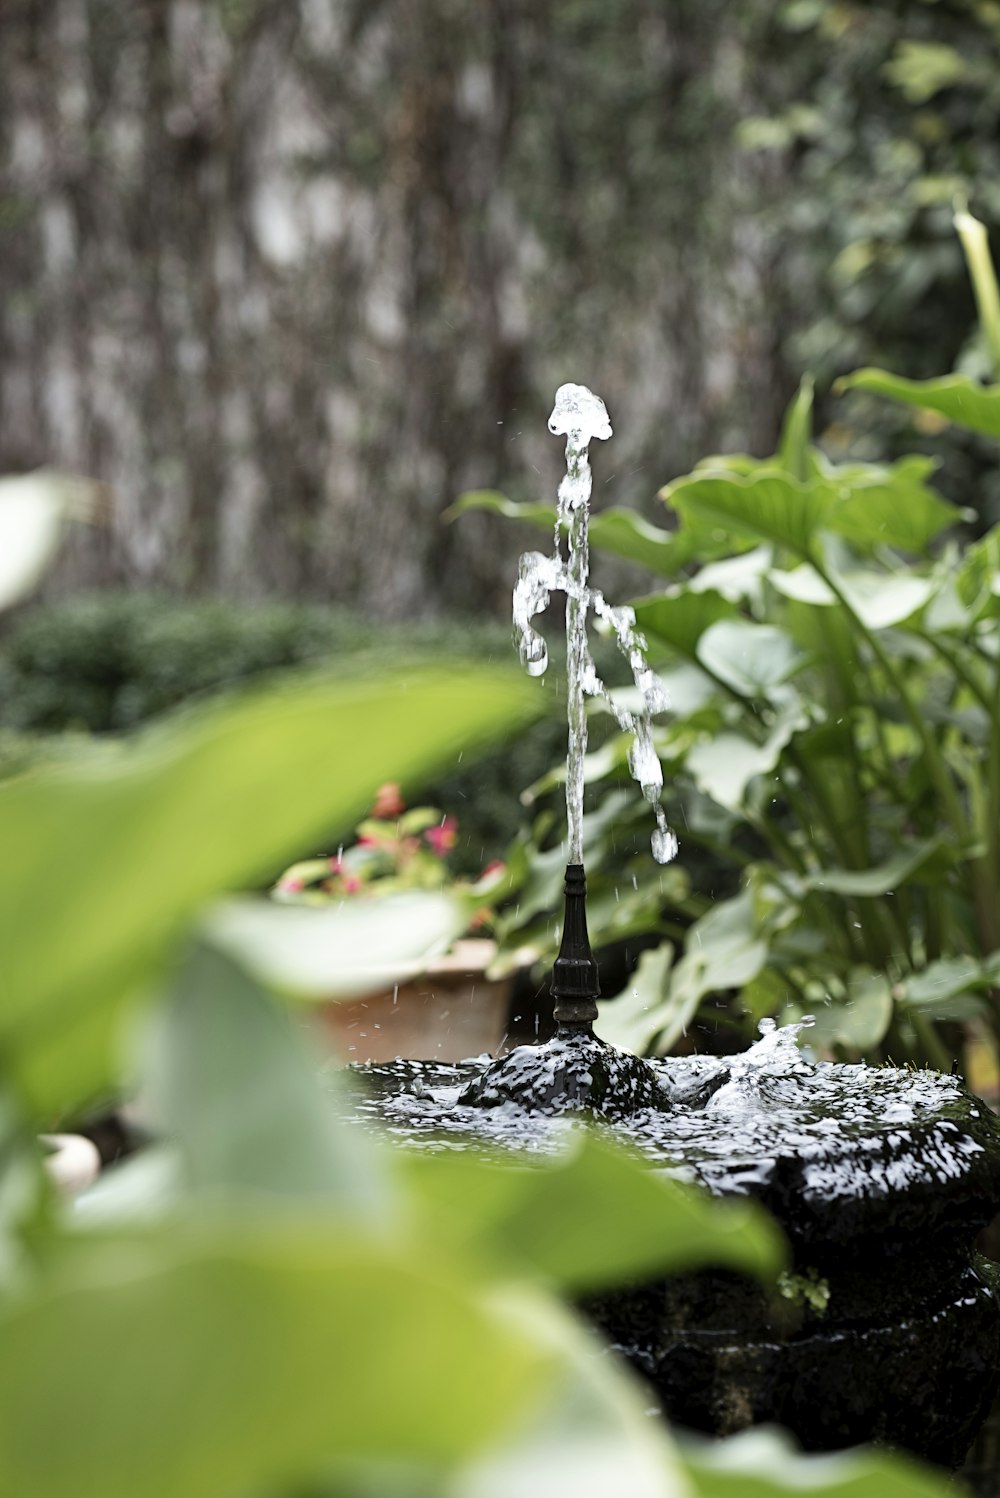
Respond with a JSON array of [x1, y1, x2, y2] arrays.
[[459, 863, 670, 1117]]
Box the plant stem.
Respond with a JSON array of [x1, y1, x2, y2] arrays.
[[815, 562, 969, 842], [907, 1007, 954, 1074]]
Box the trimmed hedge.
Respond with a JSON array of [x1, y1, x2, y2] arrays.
[[0, 593, 572, 873]]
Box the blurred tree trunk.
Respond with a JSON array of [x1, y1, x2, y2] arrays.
[[0, 0, 787, 618]]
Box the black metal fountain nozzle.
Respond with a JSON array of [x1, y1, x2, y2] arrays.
[[551, 863, 600, 1033], [458, 861, 670, 1117]]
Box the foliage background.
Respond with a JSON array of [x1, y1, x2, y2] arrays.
[[2, 9, 1000, 1490]]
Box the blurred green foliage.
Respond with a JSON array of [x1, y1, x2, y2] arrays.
[[0, 593, 571, 874], [0, 493, 957, 1496], [748, 0, 1000, 381], [0, 594, 504, 733], [745, 0, 1000, 525]]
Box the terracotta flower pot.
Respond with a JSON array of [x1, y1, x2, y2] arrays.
[[317, 939, 511, 1064]]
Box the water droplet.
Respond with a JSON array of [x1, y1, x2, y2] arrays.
[[651, 825, 678, 864], [548, 383, 613, 442], [519, 630, 548, 676]]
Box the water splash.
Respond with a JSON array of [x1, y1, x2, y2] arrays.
[[706, 1015, 816, 1114], [514, 382, 677, 865], [339, 1026, 1000, 1221]]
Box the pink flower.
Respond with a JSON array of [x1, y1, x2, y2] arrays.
[[343, 875, 362, 894], [480, 860, 505, 880], [278, 876, 304, 894], [425, 817, 458, 855], [372, 782, 406, 818]]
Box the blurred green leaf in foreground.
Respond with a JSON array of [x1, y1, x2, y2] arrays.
[[0, 481, 962, 1495]]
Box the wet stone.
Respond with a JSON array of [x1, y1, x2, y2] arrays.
[[457, 1032, 670, 1120]]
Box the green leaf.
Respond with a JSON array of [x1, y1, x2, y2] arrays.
[[777, 376, 814, 481], [654, 662, 719, 718], [145, 944, 394, 1215], [778, 596, 860, 706], [804, 838, 945, 897], [206, 890, 469, 999], [584, 875, 687, 950], [902, 955, 986, 1019], [664, 468, 826, 558], [958, 523, 1000, 609], [403, 1130, 784, 1294], [499, 793, 631, 931], [686, 705, 808, 814], [681, 1425, 955, 1497], [696, 620, 803, 699], [839, 368, 1000, 441], [452, 1286, 689, 1498], [922, 570, 975, 633], [955, 204, 1000, 378], [688, 545, 773, 603], [525, 738, 626, 798], [589, 508, 689, 577], [806, 971, 893, 1052], [0, 667, 538, 1117], [770, 563, 934, 630], [444, 490, 558, 532], [632, 589, 737, 662], [767, 563, 835, 607], [652, 891, 772, 1052], [814, 454, 962, 554], [884, 39, 968, 105], [596, 944, 675, 1054], [447, 493, 688, 579], [665, 456, 961, 559], [0, 1222, 554, 1498]]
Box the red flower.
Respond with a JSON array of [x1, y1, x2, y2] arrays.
[[372, 782, 406, 819], [480, 860, 506, 880], [425, 817, 458, 854]]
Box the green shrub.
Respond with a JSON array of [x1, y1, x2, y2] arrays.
[[0, 593, 575, 872], [0, 595, 381, 733]]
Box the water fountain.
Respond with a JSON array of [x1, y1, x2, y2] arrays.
[[345, 385, 1000, 1467], [462, 382, 676, 1117]]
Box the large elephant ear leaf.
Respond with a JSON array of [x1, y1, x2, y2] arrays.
[[662, 469, 827, 558], [839, 369, 1000, 442], [814, 454, 965, 554], [664, 454, 959, 563], [632, 589, 737, 661]]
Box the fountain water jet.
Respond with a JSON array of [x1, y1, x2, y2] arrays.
[[464, 383, 679, 1115]]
